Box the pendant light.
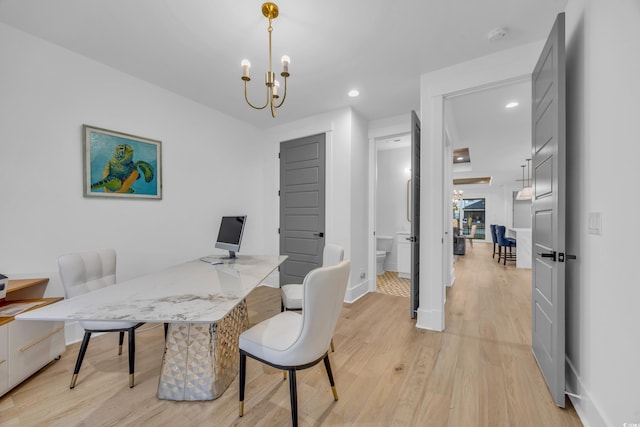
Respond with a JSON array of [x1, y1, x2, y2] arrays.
[[516, 158, 532, 200]]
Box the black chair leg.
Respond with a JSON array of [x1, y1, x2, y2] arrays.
[[164, 323, 169, 339], [118, 331, 125, 355], [288, 369, 298, 427], [128, 328, 135, 388], [323, 355, 339, 401], [71, 331, 92, 389], [239, 353, 246, 417]]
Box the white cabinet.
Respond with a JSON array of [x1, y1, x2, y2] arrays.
[[7, 320, 64, 387], [0, 278, 65, 397], [0, 325, 8, 395], [397, 232, 411, 279]]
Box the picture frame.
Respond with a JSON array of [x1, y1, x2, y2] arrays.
[[83, 125, 162, 199]]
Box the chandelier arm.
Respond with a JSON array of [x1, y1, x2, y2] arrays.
[[244, 80, 269, 110], [273, 76, 287, 108]]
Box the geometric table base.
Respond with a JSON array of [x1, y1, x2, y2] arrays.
[[157, 299, 249, 401]]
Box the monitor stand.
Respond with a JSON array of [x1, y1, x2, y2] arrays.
[[219, 250, 237, 260]]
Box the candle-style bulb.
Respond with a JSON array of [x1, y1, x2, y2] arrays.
[[241, 59, 251, 79], [281, 55, 290, 74]]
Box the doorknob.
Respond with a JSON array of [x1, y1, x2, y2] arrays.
[[538, 251, 557, 262], [313, 232, 324, 238]]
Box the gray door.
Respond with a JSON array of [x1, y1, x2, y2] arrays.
[[531, 13, 566, 408], [279, 134, 326, 285], [410, 110, 421, 318]]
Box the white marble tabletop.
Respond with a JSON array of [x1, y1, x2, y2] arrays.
[[16, 255, 286, 324]]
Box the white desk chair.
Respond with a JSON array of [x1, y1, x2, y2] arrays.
[[280, 243, 344, 352], [58, 248, 143, 389], [280, 243, 344, 310], [239, 260, 350, 426]]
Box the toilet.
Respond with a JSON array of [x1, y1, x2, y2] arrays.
[[376, 235, 393, 275]]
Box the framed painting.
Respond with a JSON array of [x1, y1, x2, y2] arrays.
[[83, 125, 162, 199]]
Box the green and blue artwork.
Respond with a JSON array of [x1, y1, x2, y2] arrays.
[[84, 125, 162, 199]]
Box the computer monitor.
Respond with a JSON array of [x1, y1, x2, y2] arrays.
[[214, 216, 246, 259]]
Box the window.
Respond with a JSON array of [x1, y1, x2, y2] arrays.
[[453, 198, 486, 239]]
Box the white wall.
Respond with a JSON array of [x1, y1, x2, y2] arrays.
[[376, 146, 411, 271], [564, 1, 640, 425], [0, 24, 268, 339]]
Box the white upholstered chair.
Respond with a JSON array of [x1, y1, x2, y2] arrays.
[[58, 248, 143, 389], [239, 260, 350, 426], [280, 243, 344, 311], [465, 224, 477, 248]]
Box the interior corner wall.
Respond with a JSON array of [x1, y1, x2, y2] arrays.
[[564, 0, 640, 425], [0, 24, 266, 304], [263, 107, 369, 301]]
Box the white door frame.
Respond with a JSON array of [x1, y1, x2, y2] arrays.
[[418, 41, 544, 331]]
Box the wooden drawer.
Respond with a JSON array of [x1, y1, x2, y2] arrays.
[[0, 324, 8, 395], [8, 320, 65, 387]]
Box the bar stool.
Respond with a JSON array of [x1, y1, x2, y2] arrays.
[[496, 225, 516, 265], [490, 224, 499, 258]]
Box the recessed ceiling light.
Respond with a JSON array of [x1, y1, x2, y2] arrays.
[[348, 89, 359, 97], [505, 101, 519, 109]]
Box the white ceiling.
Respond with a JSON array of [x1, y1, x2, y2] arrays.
[[0, 0, 565, 186], [446, 80, 533, 189]]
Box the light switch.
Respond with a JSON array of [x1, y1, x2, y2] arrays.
[[588, 212, 602, 236]]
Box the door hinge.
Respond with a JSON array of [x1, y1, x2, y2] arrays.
[[278, 152, 281, 159], [278, 228, 280, 234], [278, 190, 280, 196]]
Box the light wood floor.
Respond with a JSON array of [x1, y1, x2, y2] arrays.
[[0, 243, 582, 426]]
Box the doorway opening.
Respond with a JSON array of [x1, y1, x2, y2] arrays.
[[372, 133, 411, 299]]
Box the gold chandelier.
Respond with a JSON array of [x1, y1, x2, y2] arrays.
[[241, 2, 290, 118]]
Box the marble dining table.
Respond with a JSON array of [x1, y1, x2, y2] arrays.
[[17, 254, 287, 401]]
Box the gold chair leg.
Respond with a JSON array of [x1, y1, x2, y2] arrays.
[[330, 338, 335, 352], [331, 385, 339, 401], [239, 401, 244, 417], [118, 344, 123, 355], [283, 370, 287, 380], [70, 374, 78, 389], [129, 373, 135, 388]]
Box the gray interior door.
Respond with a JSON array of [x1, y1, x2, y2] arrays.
[[531, 12, 566, 408], [279, 134, 326, 285], [410, 110, 421, 318]]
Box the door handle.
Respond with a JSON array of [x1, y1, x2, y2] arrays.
[[538, 251, 557, 262], [559, 253, 577, 262], [313, 232, 324, 238]]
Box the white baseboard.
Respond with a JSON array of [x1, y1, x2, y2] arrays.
[[565, 357, 609, 427], [344, 278, 370, 303], [415, 306, 444, 331]]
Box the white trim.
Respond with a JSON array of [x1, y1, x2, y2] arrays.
[[566, 356, 610, 427], [344, 278, 370, 303]]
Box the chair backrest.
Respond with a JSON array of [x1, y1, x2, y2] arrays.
[[468, 224, 477, 238], [495, 225, 510, 246], [285, 260, 350, 366], [322, 243, 344, 267], [490, 224, 498, 243], [58, 249, 117, 299]]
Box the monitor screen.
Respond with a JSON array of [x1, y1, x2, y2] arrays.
[[215, 216, 246, 259]]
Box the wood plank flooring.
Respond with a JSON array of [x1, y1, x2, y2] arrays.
[[0, 243, 582, 426]]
